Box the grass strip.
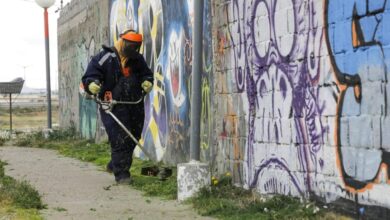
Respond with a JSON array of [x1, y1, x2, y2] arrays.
[[10, 128, 350, 219], [13, 129, 177, 200], [188, 175, 327, 220], [0, 160, 44, 220]]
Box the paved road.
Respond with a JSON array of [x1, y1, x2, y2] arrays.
[[0, 146, 213, 220]]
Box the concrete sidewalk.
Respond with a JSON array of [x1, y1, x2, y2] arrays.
[[0, 146, 213, 220]]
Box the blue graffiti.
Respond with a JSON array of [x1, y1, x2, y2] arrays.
[[327, 0, 389, 80], [326, 0, 390, 191]]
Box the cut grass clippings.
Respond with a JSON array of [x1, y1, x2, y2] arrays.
[[0, 160, 44, 220]]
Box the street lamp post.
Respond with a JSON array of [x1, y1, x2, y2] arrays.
[[18, 65, 31, 81], [35, 0, 55, 129]]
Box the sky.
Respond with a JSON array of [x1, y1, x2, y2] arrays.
[[0, 0, 72, 90]]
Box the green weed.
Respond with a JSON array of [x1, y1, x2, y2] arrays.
[[0, 137, 6, 146], [0, 176, 44, 209], [54, 207, 67, 212], [0, 160, 6, 177], [14, 131, 46, 147], [0, 160, 44, 220], [190, 175, 321, 220], [14, 127, 80, 148]]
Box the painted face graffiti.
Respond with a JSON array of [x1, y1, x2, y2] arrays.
[[169, 32, 180, 97], [255, 64, 293, 145], [237, 0, 325, 196], [167, 30, 185, 107]]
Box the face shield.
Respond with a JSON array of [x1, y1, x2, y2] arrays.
[[122, 40, 141, 59], [120, 30, 143, 59]]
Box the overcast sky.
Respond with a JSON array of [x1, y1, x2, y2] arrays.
[[0, 0, 72, 89]]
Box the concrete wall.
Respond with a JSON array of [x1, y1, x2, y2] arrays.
[[58, 0, 109, 139], [108, 0, 213, 164], [213, 0, 390, 213], [58, 0, 390, 213], [58, 0, 213, 164]]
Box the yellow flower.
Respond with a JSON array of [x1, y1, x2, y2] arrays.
[[225, 172, 231, 177], [211, 176, 217, 180], [212, 179, 219, 185]]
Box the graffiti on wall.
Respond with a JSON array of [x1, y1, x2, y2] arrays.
[[58, 0, 108, 141], [59, 36, 99, 139], [78, 37, 98, 139], [325, 0, 390, 193], [109, 0, 213, 162], [225, 0, 326, 197], [222, 0, 390, 205]]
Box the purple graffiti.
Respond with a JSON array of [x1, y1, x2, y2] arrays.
[[227, 0, 326, 196], [251, 157, 304, 196], [227, 0, 249, 93]]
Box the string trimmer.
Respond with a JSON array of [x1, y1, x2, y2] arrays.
[[80, 83, 172, 180]]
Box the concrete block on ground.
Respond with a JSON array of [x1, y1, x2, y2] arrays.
[[177, 161, 211, 202]]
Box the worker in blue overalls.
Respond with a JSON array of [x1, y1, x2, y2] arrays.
[[82, 30, 153, 184]]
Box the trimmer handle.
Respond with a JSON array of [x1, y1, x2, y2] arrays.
[[93, 79, 101, 86]]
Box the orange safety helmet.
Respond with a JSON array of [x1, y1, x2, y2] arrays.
[[120, 30, 143, 43], [119, 30, 142, 54]]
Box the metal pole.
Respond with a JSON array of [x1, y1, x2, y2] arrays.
[[44, 8, 52, 129], [9, 94, 12, 136], [190, 0, 204, 161]]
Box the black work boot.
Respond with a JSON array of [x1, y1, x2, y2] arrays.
[[106, 161, 113, 173], [116, 177, 132, 185]]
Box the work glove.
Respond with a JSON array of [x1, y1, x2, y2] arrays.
[[88, 81, 101, 95], [141, 81, 153, 93]]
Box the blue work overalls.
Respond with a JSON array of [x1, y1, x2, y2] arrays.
[[82, 45, 153, 181]]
